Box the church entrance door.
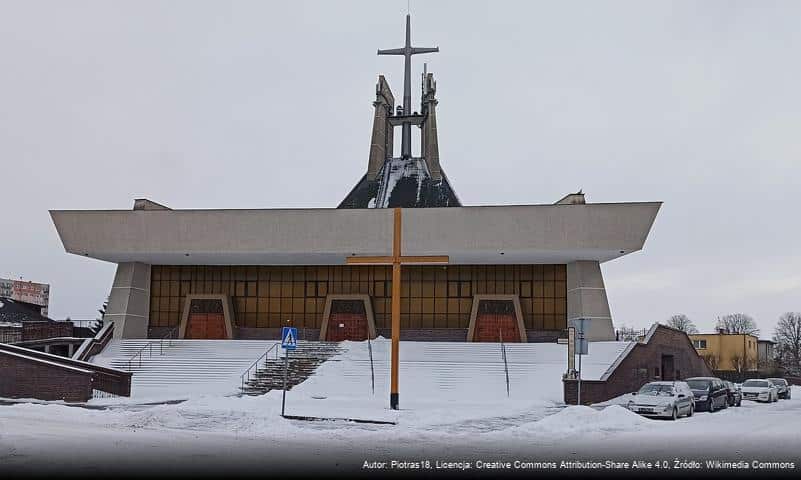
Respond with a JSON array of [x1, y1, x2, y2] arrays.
[[185, 299, 227, 339], [474, 300, 521, 343], [325, 300, 368, 342]]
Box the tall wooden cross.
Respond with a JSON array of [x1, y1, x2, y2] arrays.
[[346, 207, 448, 410]]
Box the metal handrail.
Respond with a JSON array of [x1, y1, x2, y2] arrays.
[[367, 337, 375, 395], [127, 326, 179, 371], [240, 343, 281, 390], [500, 329, 510, 397]]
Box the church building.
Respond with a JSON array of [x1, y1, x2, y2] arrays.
[[51, 15, 660, 344]]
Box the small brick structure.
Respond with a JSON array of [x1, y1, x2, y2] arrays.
[[0, 342, 132, 402], [0, 350, 93, 402], [564, 324, 711, 405]]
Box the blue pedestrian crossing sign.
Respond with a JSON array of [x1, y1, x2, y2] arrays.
[[281, 327, 298, 350]]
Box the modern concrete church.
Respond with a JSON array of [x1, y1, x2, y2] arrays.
[[51, 15, 660, 345]]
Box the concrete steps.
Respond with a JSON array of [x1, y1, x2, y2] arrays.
[[240, 342, 344, 396], [91, 339, 279, 395]]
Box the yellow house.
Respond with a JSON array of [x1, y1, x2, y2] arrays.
[[689, 332, 759, 372]]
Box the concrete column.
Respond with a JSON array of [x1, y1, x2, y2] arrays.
[[106, 262, 151, 339], [367, 75, 395, 180], [567, 260, 615, 341], [422, 72, 441, 181], [68, 343, 74, 357]]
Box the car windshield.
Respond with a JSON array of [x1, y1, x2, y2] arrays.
[[743, 380, 770, 388], [769, 379, 787, 386], [638, 384, 675, 396], [686, 379, 711, 390]]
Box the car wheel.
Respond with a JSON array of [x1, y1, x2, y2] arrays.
[[737, 398, 742, 407], [688, 404, 694, 417], [709, 399, 716, 412], [671, 407, 678, 421], [722, 398, 728, 409]]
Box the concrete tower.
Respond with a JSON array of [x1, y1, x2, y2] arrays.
[[339, 14, 460, 209]]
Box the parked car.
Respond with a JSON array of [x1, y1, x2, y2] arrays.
[[686, 377, 729, 412], [741, 379, 779, 402], [626, 381, 695, 420], [723, 380, 742, 407], [767, 378, 791, 399]]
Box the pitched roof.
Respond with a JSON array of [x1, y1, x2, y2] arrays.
[[338, 159, 461, 209], [0, 297, 51, 324]]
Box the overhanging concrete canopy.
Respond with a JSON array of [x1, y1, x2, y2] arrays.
[[50, 203, 660, 265]]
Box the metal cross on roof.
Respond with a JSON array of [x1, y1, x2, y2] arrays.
[[378, 14, 438, 159]]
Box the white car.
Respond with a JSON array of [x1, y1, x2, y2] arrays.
[[767, 378, 791, 399], [740, 379, 779, 403], [626, 381, 695, 420]]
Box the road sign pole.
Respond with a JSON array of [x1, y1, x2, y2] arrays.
[[281, 349, 289, 417], [279, 326, 297, 417], [577, 347, 582, 406]]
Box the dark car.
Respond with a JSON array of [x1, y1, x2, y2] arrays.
[[686, 377, 729, 412], [723, 380, 742, 407]]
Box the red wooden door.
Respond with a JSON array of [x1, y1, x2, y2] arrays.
[[326, 313, 368, 341], [474, 300, 521, 342], [185, 300, 228, 339]]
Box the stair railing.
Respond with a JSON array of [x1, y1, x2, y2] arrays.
[[500, 329, 510, 397], [127, 326, 180, 371], [240, 343, 281, 391], [367, 337, 375, 395]]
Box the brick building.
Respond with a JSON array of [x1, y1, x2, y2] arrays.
[[564, 324, 711, 405]]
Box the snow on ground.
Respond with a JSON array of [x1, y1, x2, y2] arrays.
[[1, 337, 800, 472], [2, 387, 800, 473]]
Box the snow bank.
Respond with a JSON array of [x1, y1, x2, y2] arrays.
[[510, 405, 651, 437]]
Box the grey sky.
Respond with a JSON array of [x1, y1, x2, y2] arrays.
[[1, 1, 799, 338]]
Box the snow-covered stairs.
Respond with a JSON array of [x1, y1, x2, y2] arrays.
[[91, 339, 278, 398], [294, 340, 631, 404], [339, 341, 539, 395]]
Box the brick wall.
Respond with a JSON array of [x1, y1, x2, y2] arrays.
[[564, 325, 712, 405], [0, 351, 93, 402], [22, 321, 73, 341]]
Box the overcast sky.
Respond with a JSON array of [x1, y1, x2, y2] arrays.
[[1, 1, 799, 338]]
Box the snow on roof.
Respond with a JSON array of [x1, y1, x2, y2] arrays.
[[0, 296, 50, 323], [374, 157, 429, 208]]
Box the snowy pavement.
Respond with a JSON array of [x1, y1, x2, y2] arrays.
[[1, 384, 800, 475], [1, 339, 799, 474]]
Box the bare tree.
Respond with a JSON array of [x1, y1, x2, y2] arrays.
[[716, 313, 759, 336], [730, 353, 746, 373], [701, 353, 719, 371], [774, 312, 801, 375], [664, 314, 698, 334]]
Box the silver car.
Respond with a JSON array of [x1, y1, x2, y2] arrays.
[[627, 381, 695, 420], [767, 378, 791, 399]]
